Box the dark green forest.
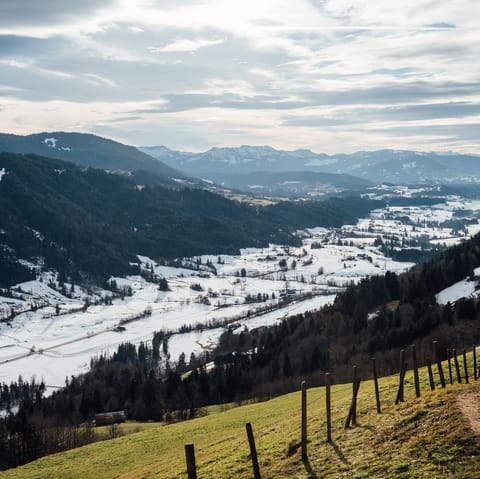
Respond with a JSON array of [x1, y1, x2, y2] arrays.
[[0, 152, 380, 287]]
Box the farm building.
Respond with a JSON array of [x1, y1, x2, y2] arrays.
[[94, 410, 127, 426]]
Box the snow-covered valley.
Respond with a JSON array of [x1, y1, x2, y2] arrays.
[[2, 194, 480, 390]]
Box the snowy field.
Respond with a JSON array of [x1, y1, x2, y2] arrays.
[[2, 194, 480, 389], [435, 266, 480, 305]]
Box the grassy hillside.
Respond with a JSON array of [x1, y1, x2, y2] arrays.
[[5, 354, 480, 478]]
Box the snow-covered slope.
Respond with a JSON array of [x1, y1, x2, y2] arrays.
[[436, 279, 477, 305], [435, 265, 480, 305]]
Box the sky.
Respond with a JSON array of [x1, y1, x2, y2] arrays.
[[0, 0, 479, 153]]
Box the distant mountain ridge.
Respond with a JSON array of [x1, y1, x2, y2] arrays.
[[203, 170, 372, 198], [0, 132, 192, 187], [141, 145, 480, 184]]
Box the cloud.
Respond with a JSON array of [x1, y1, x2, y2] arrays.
[[83, 73, 117, 87], [133, 93, 306, 114], [127, 26, 144, 33], [0, 0, 117, 27], [426, 23, 456, 29], [0, 0, 479, 153], [149, 38, 224, 53], [283, 102, 480, 128]]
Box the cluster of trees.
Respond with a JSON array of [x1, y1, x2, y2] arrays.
[[0, 251, 35, 288], [0, 378, 45, 413], [0, 379, 47, 469], [245, 292, 274, 303], [0, 414, 99, 471], [374, 234, 446, 263]]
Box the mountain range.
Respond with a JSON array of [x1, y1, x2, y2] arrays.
[[141, 145, 480, 185], [3, 132, 479, 197]]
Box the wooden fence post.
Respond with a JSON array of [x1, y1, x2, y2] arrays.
[[185, 443, 198, 479], [412, 345, 420, 398], [301, 381, 307, 459], [453, 348, 462, 383], [345, 376, 361, 428], [426, 356, 435, 391], [447, 349, 453, 385], [352, 366, 358, 424], [474, 345, 478, 381], [395, 349, 406, 404], [246, 423, 261, 479], [353, 377, 360, 425], [325, 373, 332, 442], [372, 358, 381, 413], [463, 349, 469, 384], [433, 341, 446, 388]]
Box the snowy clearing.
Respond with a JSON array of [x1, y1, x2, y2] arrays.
[[436, 279, 477, 305]]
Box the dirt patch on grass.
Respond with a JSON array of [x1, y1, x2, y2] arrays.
[[456, 384, 480, 439]]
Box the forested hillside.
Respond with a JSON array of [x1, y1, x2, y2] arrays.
[[0, 153, 380, 287], [0, 132, 186, 186]]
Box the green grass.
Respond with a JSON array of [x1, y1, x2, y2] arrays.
[[94, 420, 166, 438], [92, 402, 248, 439], [5, 354, 480, 479]]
